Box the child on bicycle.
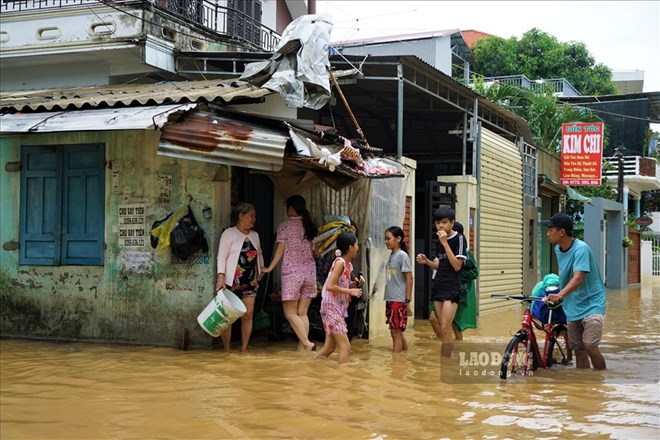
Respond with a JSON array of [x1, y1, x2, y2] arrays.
[[315, 232, 363, 365], [416, 207, 466, 358], [531, 273, 566, 324], [384, 226, 413, 353]]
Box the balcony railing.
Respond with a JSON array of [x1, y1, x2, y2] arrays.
[[470, 74, 582, 97], [603, 156, 659, 178], [0, 0, 281, 51]]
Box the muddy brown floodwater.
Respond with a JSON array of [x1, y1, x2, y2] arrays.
[[1, 286, 659, 439]]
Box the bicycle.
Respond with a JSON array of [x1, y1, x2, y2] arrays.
[[491, 294, 572, 379]]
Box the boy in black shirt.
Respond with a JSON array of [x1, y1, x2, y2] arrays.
[[416, 207, 466, 357]]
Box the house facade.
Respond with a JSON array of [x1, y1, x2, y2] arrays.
[[1, 5, 545, 346], [0, 79, 417, 346], [0, 0, 314, 90], [1, 2, 424, 345]]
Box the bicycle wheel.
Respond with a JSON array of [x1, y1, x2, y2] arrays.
[[500, 334, 539, 379], [545, 324, 572, 366]]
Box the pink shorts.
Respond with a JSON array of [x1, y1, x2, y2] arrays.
[[281, 271, 318, 302], [320, 305, 348, 335]]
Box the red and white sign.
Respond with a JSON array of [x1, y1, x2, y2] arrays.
[[560, 122, 604, 186]]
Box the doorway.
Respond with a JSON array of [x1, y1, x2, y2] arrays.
[[414, 180, 456, 318]]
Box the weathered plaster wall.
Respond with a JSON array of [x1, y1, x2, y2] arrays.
[[0, 130, 231, 347], [367, 159, 417, 339]]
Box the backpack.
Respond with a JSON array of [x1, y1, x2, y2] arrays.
[[459, 249, 478, 301], [531, 285, 567, 324]]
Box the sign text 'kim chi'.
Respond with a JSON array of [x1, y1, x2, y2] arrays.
[[560, 122, 604, 186]]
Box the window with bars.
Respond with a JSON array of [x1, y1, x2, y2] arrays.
[[227, 0, 263, 47], [522, 142, 537, 206]]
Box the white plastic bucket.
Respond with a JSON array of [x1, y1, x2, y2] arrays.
[[197, 289, 247, 337]]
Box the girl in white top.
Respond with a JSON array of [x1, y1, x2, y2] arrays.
[[384, 226, 413, 353]]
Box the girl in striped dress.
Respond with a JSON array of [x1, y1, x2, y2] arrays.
[[315, 232, 363, 364]]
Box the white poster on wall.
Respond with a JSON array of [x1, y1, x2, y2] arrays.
[[112, 170, 120, 194], [122, 250, 152, 273], [157, 174, 172, 204], [118, 204, 147, 248]]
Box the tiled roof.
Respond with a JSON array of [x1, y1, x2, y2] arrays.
[[460, 29, 495, 49]]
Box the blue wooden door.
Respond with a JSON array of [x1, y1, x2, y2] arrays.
[[20, 144, 105, 266]]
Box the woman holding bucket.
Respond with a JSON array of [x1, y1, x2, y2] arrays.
[[261, 195, 317, 352], [216, 203, 264, 352]]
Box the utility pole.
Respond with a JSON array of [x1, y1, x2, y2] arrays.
[[615, 143, 624, 204]]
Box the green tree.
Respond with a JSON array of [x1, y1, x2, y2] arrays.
[[471, 78, 617, 222], [472, 28, 617, 96], [644, 127, 660, 158], [471, 79, 605, 152], [642, 190, 660, 212]]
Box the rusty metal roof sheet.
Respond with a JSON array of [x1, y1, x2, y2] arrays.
[[158, 111, 289, 172], [0, 79, 271, 114]]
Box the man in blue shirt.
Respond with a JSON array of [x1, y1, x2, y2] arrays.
[[543, 213, 607, 370]]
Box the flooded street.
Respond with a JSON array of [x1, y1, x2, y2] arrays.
[[2, 286, 659, 439]]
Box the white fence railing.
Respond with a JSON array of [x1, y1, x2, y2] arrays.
[[650, 234, 660, 276]]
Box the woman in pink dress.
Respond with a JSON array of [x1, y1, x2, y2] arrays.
[[262, 195, 318, 351], [315, 232, 363, 364]]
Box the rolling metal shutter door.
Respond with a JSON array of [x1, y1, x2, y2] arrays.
[[479, 129, 524, 313]]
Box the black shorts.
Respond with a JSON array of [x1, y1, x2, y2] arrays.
[[431, 288, 461, 304]]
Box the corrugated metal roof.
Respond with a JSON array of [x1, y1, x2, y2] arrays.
[[0, 104, 196, 133], [0, 70, 359, 114], [158, 111, 289, 172], [0, 79, 271, 113]]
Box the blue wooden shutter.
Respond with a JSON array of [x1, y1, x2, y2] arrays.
[[62, 144, 105, 265], [19, 146, 62, 265]]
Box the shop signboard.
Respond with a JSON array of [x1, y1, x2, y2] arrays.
[[560, 122, 604, 186]]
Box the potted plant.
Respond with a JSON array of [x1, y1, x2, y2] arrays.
[[622, 237, 634, 248]]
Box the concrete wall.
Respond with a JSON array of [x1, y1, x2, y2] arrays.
[[651, 212, 660, 234], [1, 130, 232, 347], [0, 3, 261, 91], [340, 37, 453, 76], [429, 175, 478, 242], [641, 240, 653, 287]]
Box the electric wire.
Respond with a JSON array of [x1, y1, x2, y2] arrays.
[[8, 1, 657, 127], [320, 3, 659, 127]]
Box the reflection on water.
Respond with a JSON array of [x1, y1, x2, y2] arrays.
[[2, 286, 659, 439]]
